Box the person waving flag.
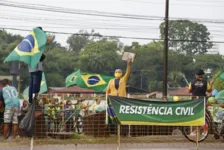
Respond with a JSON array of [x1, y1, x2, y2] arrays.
[[4, 27, 51, 69]]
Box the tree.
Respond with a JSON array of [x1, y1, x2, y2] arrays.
[[43, 48, 78, 87], [125, 41, 164, 90], [66, 30, 101, 53], [168, 71, 184, 87], [78, 39, 122, 74], [160, 20, 213, 55]]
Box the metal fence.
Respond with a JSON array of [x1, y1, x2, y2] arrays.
[[1, 94, 224, 150]]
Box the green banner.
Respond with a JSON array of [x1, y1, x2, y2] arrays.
[[107, 96, 205, 126]]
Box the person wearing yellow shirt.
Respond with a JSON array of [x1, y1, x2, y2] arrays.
[[106, 60, 131, 97], [47, 99, 61, 120]]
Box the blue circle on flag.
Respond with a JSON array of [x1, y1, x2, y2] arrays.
[[70, 76, 76, 82], [17, 35, 35, 52], [87, 76, 100, 85]]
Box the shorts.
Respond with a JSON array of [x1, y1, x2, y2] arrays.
[[4, 107, 19, 124]]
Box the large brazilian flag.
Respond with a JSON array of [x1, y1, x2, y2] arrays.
[[4, 27, 48, 69], [65, 70, 113, 92]]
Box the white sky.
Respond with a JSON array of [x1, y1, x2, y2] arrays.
[[0, 0, 224, 53]]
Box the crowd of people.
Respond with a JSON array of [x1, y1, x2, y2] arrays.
[[35, 96, 105, 133], [0, 78, 106, 138]]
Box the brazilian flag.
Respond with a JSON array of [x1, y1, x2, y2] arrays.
[[23, 72, 48, 100], [65, 70, 113, 92], [4, 27, 48, 69], [107, 97, 120, 125], [65, 69, 80, 87]]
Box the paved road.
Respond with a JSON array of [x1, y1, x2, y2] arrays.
[[1, 143, 224, 150]]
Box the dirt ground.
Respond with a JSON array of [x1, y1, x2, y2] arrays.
[[0, 135, 224, 150]]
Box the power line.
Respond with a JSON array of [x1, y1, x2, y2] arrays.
[[0, 2, 163, 21], [0, 16, 160, 29], [1, 2, 224, 25], [0, 25, 161, 34], [121, 0, 224, 7], [1, 1, 224, 25], [1, 27, 224, 44], [0, 0, 164, 19]]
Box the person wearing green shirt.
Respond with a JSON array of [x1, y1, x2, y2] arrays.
[[0, 79, 20, 140]]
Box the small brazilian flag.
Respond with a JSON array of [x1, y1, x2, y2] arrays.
[[65, 70, 113, 92], [4, 27, 48, 69], [65, 69, 80, 87], [23, 72, 48, 100]]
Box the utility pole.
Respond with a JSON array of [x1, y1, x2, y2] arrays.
[[10, 61, 19, 88], [163, 0, 169, 99]]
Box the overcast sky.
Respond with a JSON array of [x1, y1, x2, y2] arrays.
[[0, 0, 224, 53]]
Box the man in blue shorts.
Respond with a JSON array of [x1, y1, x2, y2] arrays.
[[0, 79, 20, 140]]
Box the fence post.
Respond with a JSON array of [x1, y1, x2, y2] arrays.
[[196, 126, 199, 150], [117, 124, 121, 150], [106, 94, 108, 124], [30, 136, 34, 150]]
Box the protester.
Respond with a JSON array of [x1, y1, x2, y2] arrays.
[[47, 99, 60, 120], [0, 79, 20, 140], [91, 96, 105, 113], [55, 98, 59, 105], [106, 59, 131, 97], [91, 96, 101, 112], [188, 69, 212, 136], [28, 53, 45, 104], [21, 100, 28, 116], [65, 100, 73, 132], [189, 69, 212, 99], [28, 27, 53, 104]]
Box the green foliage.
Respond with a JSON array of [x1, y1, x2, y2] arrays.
[[126, 41, 163, 90], [160, 20, 213, 55], [72, 132, 81, 139], [168, 71, 184, 87], [78, 39, 122, 74], [66, 30, 101, 53], [148, 80, 163, 92]]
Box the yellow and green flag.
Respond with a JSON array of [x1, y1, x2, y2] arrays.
[[65, 70, 113, 92], [4, 27, 48, 69], [23, 72, 48, 100], [65, 69, 80, 87]]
